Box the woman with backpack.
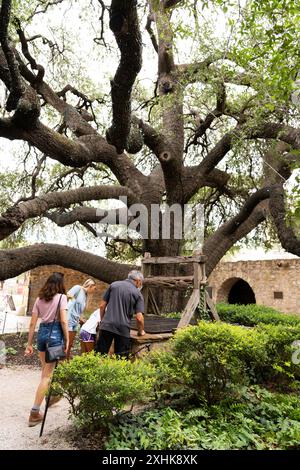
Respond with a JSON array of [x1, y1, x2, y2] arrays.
[[25, 272, 69, 427], [66, 279, 96, 359]]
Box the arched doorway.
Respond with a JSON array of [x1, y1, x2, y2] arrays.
[[228, 279, 256, 305], [217, 277, 256, 305]]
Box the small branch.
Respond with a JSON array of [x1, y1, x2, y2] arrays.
[[15, 20, 45, 84], [27, 0, 66, 22], [146, 11, 158, 53], [95, 0, 108, 47]]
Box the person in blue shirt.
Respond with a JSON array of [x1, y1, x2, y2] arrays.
[[66, 278, 96, 359]]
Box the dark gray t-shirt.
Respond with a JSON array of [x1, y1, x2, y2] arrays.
[[100, 279, 144, 338]]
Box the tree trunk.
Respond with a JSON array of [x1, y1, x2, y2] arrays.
[[143, 238, 189, 314]]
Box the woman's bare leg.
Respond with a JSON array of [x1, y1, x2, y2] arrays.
[[32, 352, 56, 408], [66, 331, 77, 360], [84, 341, 95, 353], [80, 341, 86, 354]]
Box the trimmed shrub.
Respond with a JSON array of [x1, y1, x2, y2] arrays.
[[149, 322, 263, 404], [254, 323, 300, 383], [217, 303, 300, 327], [52, 352, 155, 428], [148, 321, 300, 404]]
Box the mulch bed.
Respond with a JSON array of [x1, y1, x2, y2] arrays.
[[0, 332, 81, 368]]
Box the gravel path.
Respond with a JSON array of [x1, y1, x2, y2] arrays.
[[0, 366, 76, 450]]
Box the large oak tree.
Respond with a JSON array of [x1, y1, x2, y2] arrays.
[[0, 0, 299, 309]]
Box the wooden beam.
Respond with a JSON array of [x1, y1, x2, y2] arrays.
[[177, 289, 200, 328], [193, 262, 202, 289], [149, 288, 161, 316], [142, 255, 206, 265], [143, 276, 194, 289], [205, 291, 220, 322]]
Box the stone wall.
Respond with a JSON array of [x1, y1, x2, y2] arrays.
[[208, 258, 300, 315], [26, 258, 300, 316], [27, 265, 108, 314]]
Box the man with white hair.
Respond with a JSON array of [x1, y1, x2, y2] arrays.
[[95, 270, 145, 358]]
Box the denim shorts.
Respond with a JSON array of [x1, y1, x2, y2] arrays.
[[68, 313, 80, 332], [68, 320, 79, 332], [37, 322, 64, 352]]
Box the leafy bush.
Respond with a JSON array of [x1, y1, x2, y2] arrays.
[[52, 352, 155, 428], [106, 387, 300, 450], [149, 321, 300, 404], [217, 303, 300, 327], [149, 322, 263, 404], [253, 323, 300, 384]]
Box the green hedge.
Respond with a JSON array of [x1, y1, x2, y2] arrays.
[[52, 352, 155, 428], [106, 387, 300, 450], [217, 303, 300, 327], [148, 321, 300, 404]]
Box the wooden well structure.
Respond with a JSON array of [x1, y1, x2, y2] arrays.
[[130, 252, 219, 356], [141, 251, 219, 326]]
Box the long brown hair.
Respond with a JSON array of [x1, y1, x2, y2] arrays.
[[38, 272, 66, 301]]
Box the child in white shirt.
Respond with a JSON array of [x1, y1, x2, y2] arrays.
[[79, 308, 101, 353]]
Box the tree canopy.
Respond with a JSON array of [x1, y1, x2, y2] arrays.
[[0, 0, 299, 284]]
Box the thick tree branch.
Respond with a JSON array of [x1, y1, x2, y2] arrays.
[[0, 117, 147, 191], [251, 122, 300, 149], [15, 49, 97, 137], [0, 0, 23, 111], [269, 185, 300, 257], [182, 167, 230, 202], [0, 184, 134, 240], [204, 188, 272, 275], [106, 0, 142, 154], [0, 243, 135, 282], [0, 13, 40, 126], [46, 206, 134, 228]]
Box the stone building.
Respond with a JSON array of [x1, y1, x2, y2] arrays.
[[27, 265, 108, 314], [208, 258, 300, 315], [25, 258, 300, 316]]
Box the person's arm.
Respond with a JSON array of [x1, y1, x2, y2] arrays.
[[25, 311, 39, 356], [99, 300, 107, 320], [135, 293, 145, 336], [60, 308, 69, 353], [99, 286, 111, 320], [136, 312, 145, 336]]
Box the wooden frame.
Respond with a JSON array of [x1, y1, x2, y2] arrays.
[[141, 252, 219, 327]]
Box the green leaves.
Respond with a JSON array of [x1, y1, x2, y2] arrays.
[[149, 316, 300, 406], [52, 352, 155, 428], [105, 387, 300, 450], [217, 302, 300, 326]]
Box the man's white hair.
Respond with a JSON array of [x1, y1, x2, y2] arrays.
[[128, 270, 144, 283]]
